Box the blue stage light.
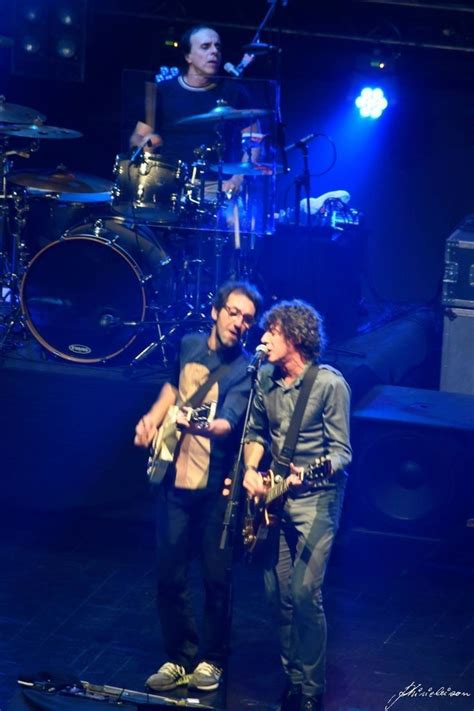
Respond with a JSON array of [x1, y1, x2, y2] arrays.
[[355, 87, 389, 119]]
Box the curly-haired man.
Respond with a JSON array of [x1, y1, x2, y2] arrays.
[[243, 299, 352, 711]]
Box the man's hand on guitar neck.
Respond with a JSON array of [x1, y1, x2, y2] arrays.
[[242, 463, 304, 501]]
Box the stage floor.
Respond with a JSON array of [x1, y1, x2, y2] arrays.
[[1, 503, 473, 711]]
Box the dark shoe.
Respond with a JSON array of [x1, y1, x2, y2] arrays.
[[279, 685, 302, 711], [300, 695, 324, 711]]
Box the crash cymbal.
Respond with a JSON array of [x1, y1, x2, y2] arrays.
[[0, 96, 45, 124], [8, 168, 113, 202], [210, 161, 283, 176], [0, 124, 82, 139], [176, 104, 270, 126]]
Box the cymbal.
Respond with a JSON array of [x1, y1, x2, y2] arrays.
[[176, 104, 270, 126], [0, 97, 45, 124], [8, 168, 113, 202], [0, 124, 82, 139], [210, 161, 284, 176]]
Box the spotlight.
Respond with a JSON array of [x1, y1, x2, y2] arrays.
[[22, 36, 41, 54], [13, 0, 87, 82], [355, 87, 388, 119], [56, 37, 77, 59], [23, 6, 42, 22]]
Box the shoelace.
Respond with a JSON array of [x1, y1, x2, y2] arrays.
[[161, 663, 185, 678], [195, 662, 221, 676]]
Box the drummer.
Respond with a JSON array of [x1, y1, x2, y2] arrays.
[[130, 25, 259, 199]]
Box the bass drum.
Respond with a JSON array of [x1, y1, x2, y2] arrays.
[[20, 218, 172, 363]]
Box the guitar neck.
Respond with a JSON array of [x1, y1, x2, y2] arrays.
[[265, 477, 292, 506]]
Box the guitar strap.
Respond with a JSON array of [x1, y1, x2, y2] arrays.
[[272, 364, 319, 478], [185, 362, 232, 410]]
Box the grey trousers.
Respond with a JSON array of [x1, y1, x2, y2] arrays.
[[263, 482, 346, 698]]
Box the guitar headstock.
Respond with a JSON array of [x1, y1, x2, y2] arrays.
[[304, 455, 332, 484]]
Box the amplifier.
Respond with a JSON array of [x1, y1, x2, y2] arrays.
[[442, 215, 474, 307], [440, 307, 474, 395]]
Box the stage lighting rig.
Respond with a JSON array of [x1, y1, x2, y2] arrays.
[[12, 0, 87, 82]]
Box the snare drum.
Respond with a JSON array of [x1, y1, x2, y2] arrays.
[[112, 154, 187, 224]]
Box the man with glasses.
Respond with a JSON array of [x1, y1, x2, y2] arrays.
[[134, 280, 262, 694]]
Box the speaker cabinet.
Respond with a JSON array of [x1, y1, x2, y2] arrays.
[[349, 385, 474, 535], [440, 307, 474, 395]]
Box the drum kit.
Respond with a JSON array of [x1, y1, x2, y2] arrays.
[[0, 95, 276, 366]]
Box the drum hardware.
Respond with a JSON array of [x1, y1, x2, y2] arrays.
[[112, 153, 187, 225], [19, 218, 173, 364], [6, 166, 114, 202], [0, 124, 82, 140], [209, 161, 283, 176], [175, 100, 270, 126], [0, 95, 46, 125]]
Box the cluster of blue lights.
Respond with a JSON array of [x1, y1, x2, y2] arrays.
[[355, 87, 389, 119]]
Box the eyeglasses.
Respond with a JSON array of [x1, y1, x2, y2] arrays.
[[223, 303, 255, 328]]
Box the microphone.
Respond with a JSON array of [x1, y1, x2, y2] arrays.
[[284, 133, 318, 152], [224, 53, 255, 78], [247, 344, 268, 374], [130, 138, 152, 163]]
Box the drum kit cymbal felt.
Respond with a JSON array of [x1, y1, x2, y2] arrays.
[[0, 96, 276, 366]]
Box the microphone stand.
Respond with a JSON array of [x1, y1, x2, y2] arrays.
[[220, 364, 260, 551], [218, 360, 262, 710]]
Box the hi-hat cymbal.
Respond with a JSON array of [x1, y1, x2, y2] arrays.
[[0, 96, 45, 124], [176, 104, 270, 126], [210, 161, 284, 176], [0, 124, 82, 139], [8, 168, 113, 202]]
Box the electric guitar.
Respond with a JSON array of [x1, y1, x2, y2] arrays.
[[147, 401, 217, 484], [242, 456, 333, 556]]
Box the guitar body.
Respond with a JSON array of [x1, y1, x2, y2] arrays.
[[242, 456, 333, 561], [147, 402, 216, 484]]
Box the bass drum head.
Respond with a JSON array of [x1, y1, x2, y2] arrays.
[[20, 219, 170, 363]]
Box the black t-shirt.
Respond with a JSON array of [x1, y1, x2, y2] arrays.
[[151, 75, 252, 166]]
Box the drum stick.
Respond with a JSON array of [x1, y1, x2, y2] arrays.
[[145, 81, 157, 130], [233, 202, 241, 250]]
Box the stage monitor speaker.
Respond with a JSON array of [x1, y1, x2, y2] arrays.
[[440, 307, 474, 395], [349, 385, 474, 536]]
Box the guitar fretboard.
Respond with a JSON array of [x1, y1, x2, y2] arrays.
[[265, 478, 291, 506]]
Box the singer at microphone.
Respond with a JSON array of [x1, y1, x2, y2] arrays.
[[247, 344, 269, 374]]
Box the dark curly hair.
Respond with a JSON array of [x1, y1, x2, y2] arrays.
[[260, 299, 326, 362], [213, 280, 263, 317]]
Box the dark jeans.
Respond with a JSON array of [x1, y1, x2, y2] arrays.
[[154, 483, 231, 670], [263, 483, 346, 698]]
